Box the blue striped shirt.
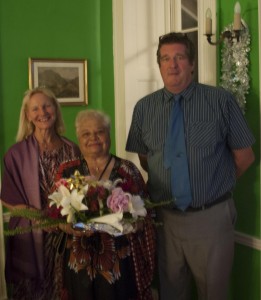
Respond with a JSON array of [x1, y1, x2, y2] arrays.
[[126, 81, 255, 206]]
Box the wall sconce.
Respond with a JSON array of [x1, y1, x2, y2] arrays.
[[205, 2, 245, 45]]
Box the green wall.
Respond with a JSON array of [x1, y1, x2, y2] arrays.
[[0, 0, 115, 160], [218, 1, 260, 299], [218, 1, 260, 236], [231, 245, 260, 299], [218, 0, 260, 238]]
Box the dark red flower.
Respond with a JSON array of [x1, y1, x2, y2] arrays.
[[120, 178, 139, 195], [46, 206, 62, 219], [97, 186, 109, 200], [87, 185, 98, 198], [88, 198, 100, 212]]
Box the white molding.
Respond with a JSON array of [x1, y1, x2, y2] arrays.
[[235, 231, 261, 251], [164, 0, 171, 32], [198, 0, 217, 86], [171, 0, 181, 31], [112, 0, 127, 159]]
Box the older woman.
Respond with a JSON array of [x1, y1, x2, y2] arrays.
[[56, 109, 156, 300], [0, 87, 80, 299]]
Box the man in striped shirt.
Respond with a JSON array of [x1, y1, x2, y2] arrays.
[[126, 32, 255, 300]]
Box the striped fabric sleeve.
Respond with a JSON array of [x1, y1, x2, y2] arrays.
[[126, 101, 148, 155]]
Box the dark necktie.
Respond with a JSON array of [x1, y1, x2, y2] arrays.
[[164, 95, 192, 211]]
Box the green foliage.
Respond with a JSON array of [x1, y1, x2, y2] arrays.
[[4, 208, 66, 236]]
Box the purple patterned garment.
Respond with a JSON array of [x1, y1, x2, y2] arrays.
[[1, 134, 80, 299]]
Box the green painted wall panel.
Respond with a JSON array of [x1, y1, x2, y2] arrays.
[[218, 1, 260, 299], [231, 244, 260, 299], [218, 0, 260, 238], [0, 0, 115, 158]]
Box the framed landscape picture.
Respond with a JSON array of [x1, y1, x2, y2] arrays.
[[29, 58, 88, 105]]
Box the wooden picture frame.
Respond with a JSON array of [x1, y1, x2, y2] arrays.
[[29, 58, 88, 105]]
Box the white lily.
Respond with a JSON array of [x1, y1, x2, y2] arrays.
[[90, 211, 123, 232], [48, 185, 70, 208], [128, 195, 147, 219], [80, 183, 89, 195], [60, 189, 88, 223], [60, 197, 75, 223]]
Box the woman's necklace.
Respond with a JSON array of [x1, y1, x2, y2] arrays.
[[92, 155, 112, 180], [35, 134, 62, 152]]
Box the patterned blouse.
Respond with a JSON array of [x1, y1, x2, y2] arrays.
[[56, 154, 156, 300]]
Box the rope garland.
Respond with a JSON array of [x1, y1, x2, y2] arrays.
[[220, 22, 250, 113]]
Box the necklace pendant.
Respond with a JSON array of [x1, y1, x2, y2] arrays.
[[88, 155, 112, 180]]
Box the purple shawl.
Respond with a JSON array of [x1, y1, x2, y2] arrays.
[[1, 135, 80, 282]]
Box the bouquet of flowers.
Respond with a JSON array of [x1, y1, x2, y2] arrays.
[[4, 170, 169, 237], [47, 170, 148, 236], [4, 170, 171, 236]]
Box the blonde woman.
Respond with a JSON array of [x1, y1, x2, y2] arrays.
[[1, 87, 80, 299]]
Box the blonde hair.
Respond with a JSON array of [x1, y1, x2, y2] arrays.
[[75, 109, 111, 138], [16, 87, 65, 142]]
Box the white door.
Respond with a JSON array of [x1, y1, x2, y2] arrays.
[[122, 0, 166, 177]]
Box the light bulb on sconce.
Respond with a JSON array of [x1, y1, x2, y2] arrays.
[[205, 2, 245, 46], [205, 8, 212, 35]]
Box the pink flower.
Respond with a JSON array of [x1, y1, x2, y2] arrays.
[[107, 187, 130, 213]]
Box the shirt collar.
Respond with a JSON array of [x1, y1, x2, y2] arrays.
[[163, 88, 173, 102], [163, 81, 196, 102], [181, 81, 196, 101]]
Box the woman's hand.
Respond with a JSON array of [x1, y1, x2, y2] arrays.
[[58, 223, 92, 236]]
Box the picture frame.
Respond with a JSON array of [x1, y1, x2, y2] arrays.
[[29, 58, 88, 105]]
